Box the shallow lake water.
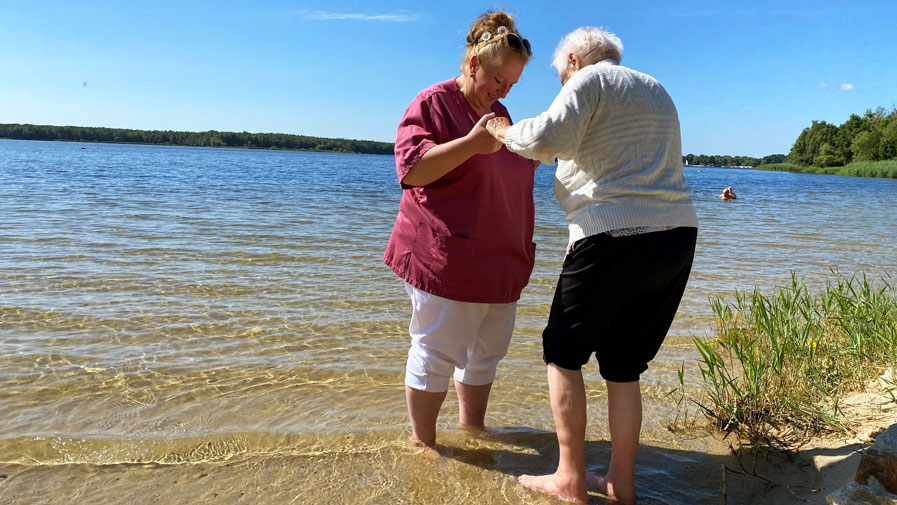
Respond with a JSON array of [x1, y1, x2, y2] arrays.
[[1, 139, 895, 504]]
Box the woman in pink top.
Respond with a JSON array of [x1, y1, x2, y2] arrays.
[[383, 10, 536, 452]]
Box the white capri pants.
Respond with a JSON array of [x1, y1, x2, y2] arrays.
[[404, 282, 517, 393]]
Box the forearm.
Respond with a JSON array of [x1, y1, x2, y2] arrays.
[[401, 136, 479, 186], [504, 76, 594, 164], [487, 123, 538, 171], [503, 116, 570, 166]]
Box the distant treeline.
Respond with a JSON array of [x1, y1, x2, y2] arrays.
[[683, 153, 785, 167], [786, 107, 897, 167], [0, 123, 395, 155]]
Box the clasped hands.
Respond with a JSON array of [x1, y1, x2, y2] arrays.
[[485, 115, 510, 142], [467, 113, 511, 155]]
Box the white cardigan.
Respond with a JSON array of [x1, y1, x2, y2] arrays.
[[504, 61, 698, 246]]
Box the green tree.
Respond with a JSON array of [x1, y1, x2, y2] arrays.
[[814, 142, 844, 167], [851, 130, 881, 161], [760, 154, 786, 165], [832, 114, 865, 164], [878, 118, 897, 160], [788, 120, 838, 166]]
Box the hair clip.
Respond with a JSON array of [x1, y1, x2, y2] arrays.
[[479, 26, 510, 43]]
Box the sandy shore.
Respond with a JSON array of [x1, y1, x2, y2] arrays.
[[739, 371, 897, 505], [1, 377, 892, 505]]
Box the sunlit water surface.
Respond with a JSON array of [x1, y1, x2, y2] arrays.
[[1, 139, 895, 504]]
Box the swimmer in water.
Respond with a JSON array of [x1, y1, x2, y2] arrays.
[[719, 186, 737, 200]]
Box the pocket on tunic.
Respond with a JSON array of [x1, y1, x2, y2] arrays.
[[429, 232, 479, 284]]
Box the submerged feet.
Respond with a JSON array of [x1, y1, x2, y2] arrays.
[[518, 472, 588, 504], [586, 474, 637, 505], [517, 472, 637, 505], [458, 423, 487, 437], [458, 424, 517, 440], [408, 438, 441, 459]]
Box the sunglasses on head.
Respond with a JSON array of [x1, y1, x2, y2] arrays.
[[477, 26, 532, 57], [505, 32, 532, 56]]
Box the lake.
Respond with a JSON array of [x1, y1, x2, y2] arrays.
[[1, 139, 895, 504]]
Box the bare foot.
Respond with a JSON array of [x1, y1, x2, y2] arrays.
[[586, 474, 636, 505], [458, 424, 487, 436], [518, 473, 587, 504], [459, 424, 507, 437], [409, 439, 441, 459]]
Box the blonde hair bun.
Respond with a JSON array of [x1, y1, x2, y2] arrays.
[[459, 10, 530, 73]]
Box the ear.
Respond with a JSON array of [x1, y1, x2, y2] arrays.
[[469, 54, 479, 75], [568, 52, 582, 72]]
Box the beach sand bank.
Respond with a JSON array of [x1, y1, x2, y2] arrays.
[[1, 375, 892, 505], [0, 424, 891, 504]]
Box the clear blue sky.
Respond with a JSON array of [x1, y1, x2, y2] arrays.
[[2, 1, 895, 157]]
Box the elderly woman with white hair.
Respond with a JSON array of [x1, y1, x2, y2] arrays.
[[487, 27, 698, 504]]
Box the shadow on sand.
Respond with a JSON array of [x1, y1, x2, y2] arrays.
[[437, 427, 865, 505]]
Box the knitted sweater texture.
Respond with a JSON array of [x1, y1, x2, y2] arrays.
[[504, 61, 698, 245]]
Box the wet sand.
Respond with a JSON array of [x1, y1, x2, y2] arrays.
[[5, 373, 893, 505], [0, 432, 731, 505], [0, 421, 889, 505], [0, 439, 874, 505]]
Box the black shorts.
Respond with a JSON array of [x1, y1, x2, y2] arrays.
[[542, 227, 697, 382]]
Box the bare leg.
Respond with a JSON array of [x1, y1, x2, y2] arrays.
[[405, 386, 447, 450], [454, 379, 492, 430], [588, 379, 641, 505], [518, 364, 589, 503]]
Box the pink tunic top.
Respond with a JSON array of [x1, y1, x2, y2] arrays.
[[383, 78, 536, 303]]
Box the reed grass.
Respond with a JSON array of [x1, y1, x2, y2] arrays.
[[755, 160, 897, 179], [754, 162, 822, 174], [672, 271, 897, 449], [839, 160, 897, 178]]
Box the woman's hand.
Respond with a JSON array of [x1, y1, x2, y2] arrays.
[[485, 116, 510, 143], [466, 113, 503, 155], [401, 113, 504, 186]]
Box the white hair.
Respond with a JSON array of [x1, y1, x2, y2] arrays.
[[550, 26, 623, 75]]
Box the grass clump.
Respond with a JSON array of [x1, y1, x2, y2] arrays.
[[672, 271, 897, 450]]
